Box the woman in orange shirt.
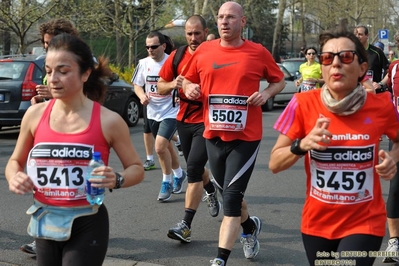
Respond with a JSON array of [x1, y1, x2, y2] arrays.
[[269, 26, 399, 265]]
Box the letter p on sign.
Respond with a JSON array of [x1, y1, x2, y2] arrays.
[[379, 29, 388, 40]]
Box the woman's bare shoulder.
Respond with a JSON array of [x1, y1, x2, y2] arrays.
[[99, 106, 129, 138]]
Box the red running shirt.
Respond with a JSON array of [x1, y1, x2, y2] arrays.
[[274, 89, 399, 239], [182, 40, 283, 142], [158, 47, 203, 123], [387, 61, 399, 112]]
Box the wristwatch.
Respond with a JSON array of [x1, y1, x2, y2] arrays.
[[114, 172, 125, 189], [290, 138, 307, 156], [376, 82, 387, 94]]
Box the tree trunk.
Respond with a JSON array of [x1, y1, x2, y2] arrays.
[[114, 0, 122, 66], [129, 36, 134, 69], [2, 30, 10, 55], [300, 0, 306, 50], [194, 0, 199, 15], [201, 0, 208, 16], [272, 0, 286, 62]]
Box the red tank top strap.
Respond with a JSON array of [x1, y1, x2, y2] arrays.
[[34, 99, 56, 137], [91, 101, 102, 132]]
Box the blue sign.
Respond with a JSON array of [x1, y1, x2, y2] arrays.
[[378, 29, 389, 39]]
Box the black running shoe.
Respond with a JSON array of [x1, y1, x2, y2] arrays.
[[167, 220, 191, 243]]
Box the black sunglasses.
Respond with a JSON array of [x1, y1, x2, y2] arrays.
[[145, 44, 162, 50], [307, 52, 316, 55], [319, 50, 360, 66]]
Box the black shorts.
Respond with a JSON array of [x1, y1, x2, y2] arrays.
[[177, 121, 207, 183], [206, 137, 260, 216], [35, 204, 109, 266]]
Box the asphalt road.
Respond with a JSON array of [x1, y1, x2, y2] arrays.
[[0, 105, 394, 266]]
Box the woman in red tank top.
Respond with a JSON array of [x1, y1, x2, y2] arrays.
[[5, 34, 144, 265]]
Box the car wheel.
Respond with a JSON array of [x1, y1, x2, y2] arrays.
[[123, 97, 140, 127], [262, 97, 274, 111]]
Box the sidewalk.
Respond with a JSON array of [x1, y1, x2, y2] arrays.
[[103, 257, 164, 266]]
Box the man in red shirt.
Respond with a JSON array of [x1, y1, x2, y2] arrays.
[[158, 15, 221, 243], [182, 2, 284, 265]]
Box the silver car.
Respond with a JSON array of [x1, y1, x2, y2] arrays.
[[281, 58, 305, 79], [260, 64, 298, 111]]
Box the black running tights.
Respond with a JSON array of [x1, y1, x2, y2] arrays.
[[302, 233, 382, 266]]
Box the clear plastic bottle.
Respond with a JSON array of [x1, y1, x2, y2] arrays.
[[85, 151, 105, 205]]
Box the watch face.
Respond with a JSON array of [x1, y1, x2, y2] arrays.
[[115, 173, 124, 188]]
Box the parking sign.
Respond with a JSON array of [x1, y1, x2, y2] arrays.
[[378, 29, 389, 39]]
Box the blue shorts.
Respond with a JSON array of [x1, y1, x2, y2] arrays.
[[148, 118, 177, 141]]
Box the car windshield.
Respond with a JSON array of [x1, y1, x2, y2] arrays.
[[278, 65, 292, 79], [281, 61, 303, 74], [0, 62, 27, 80]]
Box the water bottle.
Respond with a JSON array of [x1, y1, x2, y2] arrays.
[[86, 151, 105, 205]]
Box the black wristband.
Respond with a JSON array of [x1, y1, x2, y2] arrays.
[[375, 84, 387, 94], [113, 172, 124, 189], [290, 138, 307, 156]]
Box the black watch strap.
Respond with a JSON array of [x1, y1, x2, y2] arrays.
[[114, 172, 124, 189], [375, 84, 387, 94], [290, 138, 307, 156]]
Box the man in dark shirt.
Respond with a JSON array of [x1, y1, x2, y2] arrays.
[[354, 25, 389, 83]]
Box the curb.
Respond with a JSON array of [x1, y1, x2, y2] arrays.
[[103, 257, 164, 266]]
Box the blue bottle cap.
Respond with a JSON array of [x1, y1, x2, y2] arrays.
[[93, 151, 101, 160]]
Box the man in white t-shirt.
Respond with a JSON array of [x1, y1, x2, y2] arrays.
[[132, 31, 186, 201]]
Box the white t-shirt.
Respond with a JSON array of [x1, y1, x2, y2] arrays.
[[131, 54, 178, 121]]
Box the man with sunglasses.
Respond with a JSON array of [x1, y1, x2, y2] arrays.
[[132, 31, 186, 202]]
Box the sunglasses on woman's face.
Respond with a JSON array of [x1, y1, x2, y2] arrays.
[[319, 50, 358, 65], [307, 52, 316, 55]]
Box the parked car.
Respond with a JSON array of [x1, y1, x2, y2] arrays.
[[260, 64, 298, 111], [280, 58, 305, 79], [103, 73, 142, 127], [0, 55, 142, 130], [0, 55, 44, 130]]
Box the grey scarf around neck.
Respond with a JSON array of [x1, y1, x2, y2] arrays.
[[320, 84, 367, 116]]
